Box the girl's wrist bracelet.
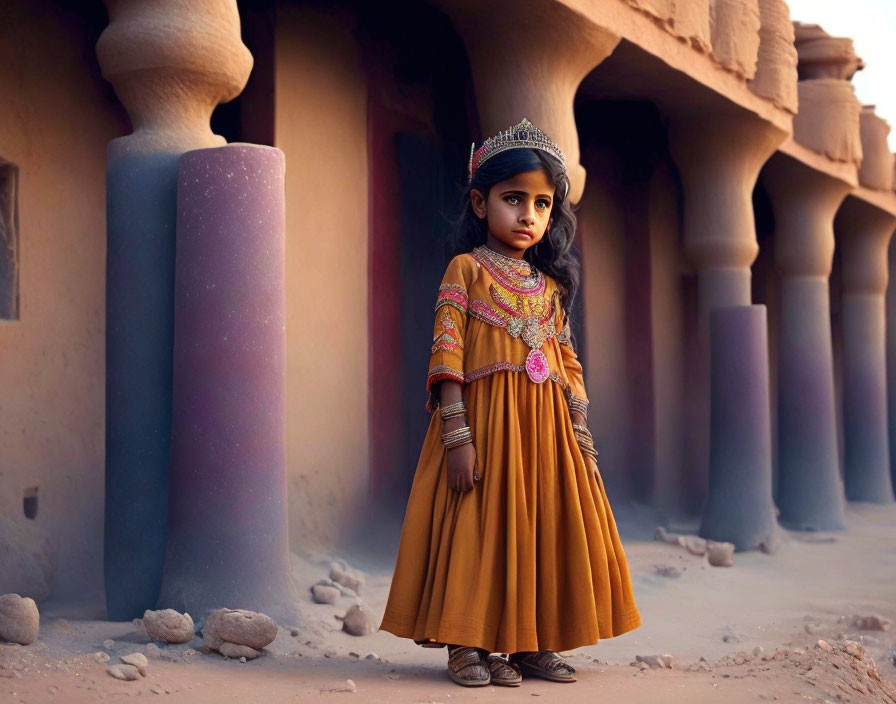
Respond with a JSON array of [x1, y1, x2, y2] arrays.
[[442, 425, 473, 449], [440, 401, 467, 422]]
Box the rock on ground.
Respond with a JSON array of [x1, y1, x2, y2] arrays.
[[121, 652, 148, 676], [0, 593, 39, 645], [106, 664, 141, 681], [634, 654, 675, 669], [706, 541, 735, 567], [218, 642, 261, 660], [143, 609, 194, 644], [329, 560, 365, 594], [340, 603, 378, 636], [202, 609, 278, 651], [311, 583, 341, 605], [853, 615, 891, 631]]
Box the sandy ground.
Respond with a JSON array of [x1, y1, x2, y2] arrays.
[[2, 502, 896, 704]]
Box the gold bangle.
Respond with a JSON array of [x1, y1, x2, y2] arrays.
[[440, 401, 467, 421], [442, 425, 473, 449]]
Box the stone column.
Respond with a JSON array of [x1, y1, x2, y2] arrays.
[[668, 113, 784, 510], [888, 224, 896, 492], [157, 144, 298, 622], [435, 0, 621, 204], [837, 106, 896, 504], [96, 0, 252, 619], [700, 305, 778, 550], [762, 156, 848, 529], [837, 199, 895, 502]]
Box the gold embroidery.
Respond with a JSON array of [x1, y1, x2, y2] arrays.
[[431, 309, 463, 354]]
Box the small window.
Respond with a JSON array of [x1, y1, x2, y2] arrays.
[[23, 486, 38, 520], [0, 160, 20, 320]]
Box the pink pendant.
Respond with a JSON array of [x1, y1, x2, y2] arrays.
[[525, 348, 550, 384]]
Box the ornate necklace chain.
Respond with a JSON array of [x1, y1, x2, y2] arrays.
[[473, 245, 542, 292]]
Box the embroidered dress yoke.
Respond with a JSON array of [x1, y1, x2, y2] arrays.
[[380, 247, 641, 654]]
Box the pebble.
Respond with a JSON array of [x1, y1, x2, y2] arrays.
[[634, 654, 675, 669], [753, 646, 764, 656], [327, 678, 358, 692], [144, 643, 161, 659], [706, 541, 735, 567], [0, 594, 40, 646], [842, 640, 865, 660], [121, 652, 149, 676], [203, 608, 277, 651], [816, 639, 834, 652], [92, 651, 110, 663], [103, 639, 115, 650], [329, 561, 365, 594], [683, 536, 707, 556], [365, 652, 381, 662], [852, 615, 891, 631], [311, 584, 341, 605], [218, 642, 260, 660], [106, 664, 140, 681], [143, 609, 195, 644], [340, 603, 378, 636]]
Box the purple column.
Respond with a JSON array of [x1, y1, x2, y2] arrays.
[[700, 305, 779, 551], [157, 144, 298, 621]]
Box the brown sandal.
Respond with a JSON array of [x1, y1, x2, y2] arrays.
[[486, 654, 522, 687], [447, 646, 490, 687], [512, 650, 577, 683]]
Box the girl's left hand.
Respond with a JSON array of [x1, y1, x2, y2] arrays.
[[584, 454, 599, 476]]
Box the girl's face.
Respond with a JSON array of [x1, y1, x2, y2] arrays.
[[470, 168, 555, 259]]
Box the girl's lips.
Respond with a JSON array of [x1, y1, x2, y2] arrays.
[[513, 229, 534, 238]]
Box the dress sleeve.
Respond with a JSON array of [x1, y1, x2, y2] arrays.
[[426, 256, 472, 400], [557, 306, 589, 418]]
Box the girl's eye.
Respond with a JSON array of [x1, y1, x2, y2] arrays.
[[536, 199, 550, 209], [505, 195, 520, 205]]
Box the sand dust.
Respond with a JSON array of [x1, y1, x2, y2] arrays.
[[2, 502, 895, 703]]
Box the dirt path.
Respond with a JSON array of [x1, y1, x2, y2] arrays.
[[3, 502, 896, 703]]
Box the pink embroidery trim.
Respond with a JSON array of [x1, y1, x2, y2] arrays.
[[427, 365, 464, 390], [464, 362, 564, 387], [469, 299, 507, 327], [435, 284, 468, 312]]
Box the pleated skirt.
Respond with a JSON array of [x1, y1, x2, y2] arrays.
[[379, 371, 641, 654]]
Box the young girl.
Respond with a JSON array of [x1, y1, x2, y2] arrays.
[[379, 119, 641, 687]]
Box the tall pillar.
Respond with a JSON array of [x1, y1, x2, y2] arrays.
[[888, 227, 896, 492], [435, 0, 621, 204], [836, 106, 896, 504], [668, 114, 785, 511], [762, 157, 848, 529], [96, 0, 252, 619], [157, 144, 298, 622], [700, 305, 778, 550]]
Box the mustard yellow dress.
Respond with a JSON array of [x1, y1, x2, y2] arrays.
[[379, 246, 641, 653]]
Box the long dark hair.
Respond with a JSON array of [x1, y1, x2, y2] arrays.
[[453, 148, 580, 313]]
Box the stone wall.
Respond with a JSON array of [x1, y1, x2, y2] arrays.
[[0, 1, 126, 600]]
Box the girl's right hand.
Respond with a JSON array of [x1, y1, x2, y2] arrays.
[[447, 442, 477, 492]]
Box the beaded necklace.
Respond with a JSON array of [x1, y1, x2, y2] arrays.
[[470, 246, 556, 383], [472, 246, 544, 295]]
